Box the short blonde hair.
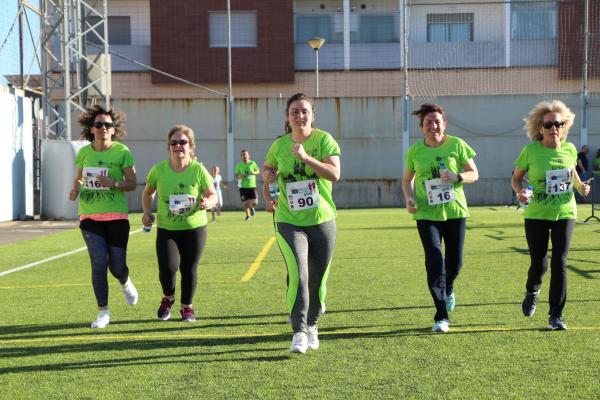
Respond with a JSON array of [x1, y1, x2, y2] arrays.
[[524, 100, 575, 141], [167, 125, 196, 158]]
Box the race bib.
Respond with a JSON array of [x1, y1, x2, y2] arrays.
[[425, 178, 455, 206], [82, 167, 109, 191], [286, 180, 319, 211], [546, 168, 573, 195], [169, 194, 196, 215]]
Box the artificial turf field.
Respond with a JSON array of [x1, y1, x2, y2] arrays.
[[0, 207, 599, 399]]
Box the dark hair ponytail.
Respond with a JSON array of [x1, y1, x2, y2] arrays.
[[284, 92, 316, 134]]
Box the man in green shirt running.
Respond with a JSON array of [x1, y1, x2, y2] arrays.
[[235, 149, 260, 221]]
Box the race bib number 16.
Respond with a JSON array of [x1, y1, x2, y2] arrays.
[[286, 180, 320, 211], [82, 167, 109, 190], [425, 178, 455, 206]]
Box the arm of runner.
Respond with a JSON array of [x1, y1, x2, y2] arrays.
[[511, 167, 530, 203], [292, 143, 340, 182], [69, 168, 84, 201], [402, 169, 417, 214], [199, 183, 218, 210], [142, 184, 156, 226], [262, 162, 277, 213]]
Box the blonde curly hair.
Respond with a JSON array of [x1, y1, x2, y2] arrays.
[[523, 100, 575, 141]]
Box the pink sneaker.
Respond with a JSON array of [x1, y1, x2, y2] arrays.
[[157, 297, 174, 321], [180, 307, 196, 322]]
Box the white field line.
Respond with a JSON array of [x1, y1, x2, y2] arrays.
[[0, 228, 143, 278]]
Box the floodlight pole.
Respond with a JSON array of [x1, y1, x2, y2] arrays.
[[307, 37, 325, 98], [401, 0, 410, 167], [226, 0, 235, 183], [581, 0, 589, 146]]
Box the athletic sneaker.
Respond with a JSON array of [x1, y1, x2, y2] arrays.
[[181, 307, 196, 322], [446, 292, 456, 312], [245, 216, 251, 222], [120, 278, 138, 305], [548, 316, 567, 331], [432, 319, 449, 333], [250, 207, 256, 216], [521, 290, 540, 317], [307, 325, 320, 350], [91, 310, 110, 328], [157, 297, 174, 320], [289, 332, 308, 353]]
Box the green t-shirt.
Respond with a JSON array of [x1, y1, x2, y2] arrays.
[[265, 129, 340, 226], [514, 141, 577, 220], [593, 158, 600, 176], [235, 160, 259, 188], [146, 160, 213, 230], [404, 135, 476, 221], [75, 142, 135, 215]]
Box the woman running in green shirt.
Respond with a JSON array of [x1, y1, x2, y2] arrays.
[[402, 103, 479, 333], [262, 93, 341, 353], [69, 105, 139, 329], [512, 100, 591, 330], [142, 125, 217, 322]]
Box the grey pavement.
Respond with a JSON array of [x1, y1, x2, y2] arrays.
[[0, 220, 79, 245]]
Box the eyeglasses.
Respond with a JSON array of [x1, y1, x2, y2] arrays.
[[542, 121, 565, 129], [93, 121, 115, 129], [170, 139, 189, 146]]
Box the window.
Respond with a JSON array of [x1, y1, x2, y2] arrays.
[[427, 13, 473, 43], [209, 11, 257, 48], [86, 16, 131, 45], [511, 3, 556, 40], [358, 15, 397, 43], [296, 15, 332, 44]]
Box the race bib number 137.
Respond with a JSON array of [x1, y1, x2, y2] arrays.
[[546, 168, 573, 195]]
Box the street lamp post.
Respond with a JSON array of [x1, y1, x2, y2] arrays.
[[307, 37, 325, 97]]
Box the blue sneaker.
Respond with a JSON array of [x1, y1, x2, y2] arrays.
[[446, 292, 455, 312], [432, 319, 449, 333], [548, 316, 567, 331], [522, 290, 540, 317]]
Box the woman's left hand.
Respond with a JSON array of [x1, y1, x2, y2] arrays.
[[578, 178, 593, 196], [98, 175, 114, 188], [198, 196, 210, 210], [292, 144, 308, 162], [440, 170, 459, 184]]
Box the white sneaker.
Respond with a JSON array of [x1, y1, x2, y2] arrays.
[[120, 278, 138, 305], [432, 319, 449, 333], [289, 332, 308, 353], [91, 310, 110, 328], [307, 325, 320, 350]]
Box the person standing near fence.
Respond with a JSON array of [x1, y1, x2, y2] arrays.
[[69, 105, 139, 329], [262, 93, 341, 353], [141, 125, 217, 322], [511, 100, 591, 330], [576, 145, 590, 202], [210, 165, 226, 222], [235, 149, 260, 221], [401, 103, 479, 333]]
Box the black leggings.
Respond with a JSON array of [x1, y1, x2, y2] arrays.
[[524, 218, 575, 318], [416, 218, 466, 322], [156, 226, 207, 305], [79, 218, 130, 308]]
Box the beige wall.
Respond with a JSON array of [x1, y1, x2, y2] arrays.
[[92, 69, 597, 100]]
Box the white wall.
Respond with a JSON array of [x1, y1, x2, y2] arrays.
[[0, 87, 33, 221]]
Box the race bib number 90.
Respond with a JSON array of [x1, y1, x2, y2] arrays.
[[169, 194, 196, 215], [425, 178, 455, 206], [546, 168, 573, 195], [286, 180, 320, 211], [82, 167, 109, 190]]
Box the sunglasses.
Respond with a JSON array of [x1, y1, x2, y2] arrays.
[[170, 139, 189, 146], [93, 121, 115, 129], [542, 121, 565, 129]]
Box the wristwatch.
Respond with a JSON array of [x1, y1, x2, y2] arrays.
[[456, 174, 463, 183]]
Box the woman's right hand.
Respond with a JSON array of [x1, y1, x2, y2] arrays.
[[142, 212, 154, 227], [265, 200, 277, 213], [517, 189, 532, 204], [405, 197, 417, 214], [68, 189, 79, 201]]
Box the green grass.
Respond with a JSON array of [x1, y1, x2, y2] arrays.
[[1, 207, 599, 399]]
